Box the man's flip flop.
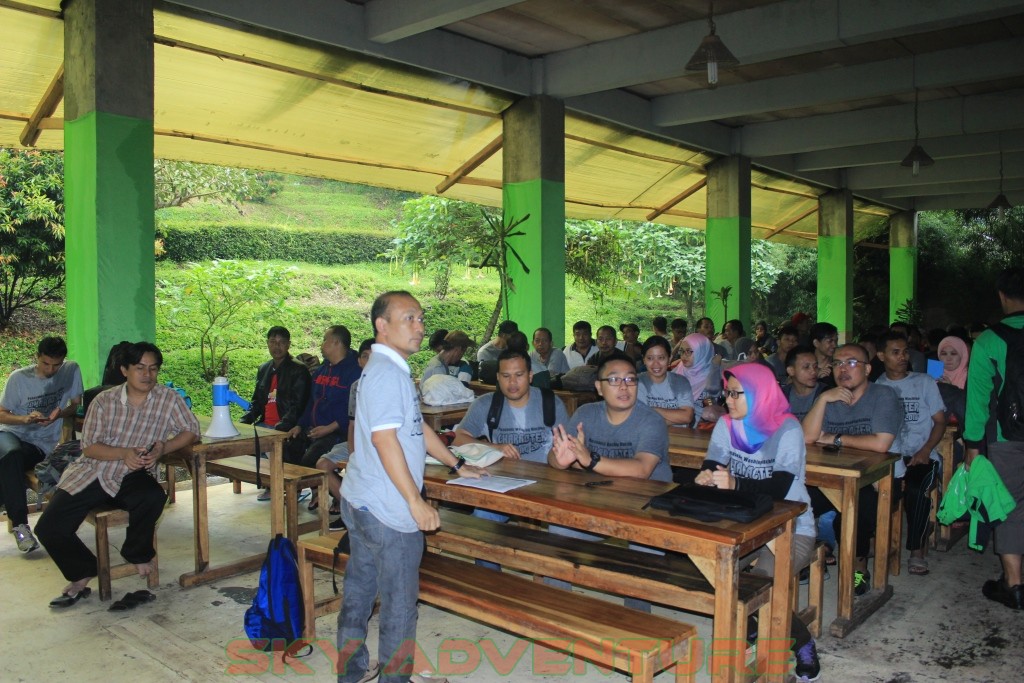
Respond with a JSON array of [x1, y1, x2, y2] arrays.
[[108, 589, 157, 611], [49, 587, 92, 608]]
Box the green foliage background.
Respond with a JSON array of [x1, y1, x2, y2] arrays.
[[5, 163, 1023, 417]]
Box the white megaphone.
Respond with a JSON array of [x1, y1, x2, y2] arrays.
[[204, 376, 251, 438]]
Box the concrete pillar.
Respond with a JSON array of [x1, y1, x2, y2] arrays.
[[501, 96, 566, 345], [64, 0, 155, 385], [817, 189, 854, 342], [705, 156, 751, 329], [889, 211, 918, 323]]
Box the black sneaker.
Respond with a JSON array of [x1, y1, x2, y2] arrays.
[[799, 566, 811, 585], [793, 639, 821, 681], [854, 569, 870, 596], [983, 577, 1024, 610], [329, 516, 346, 531]]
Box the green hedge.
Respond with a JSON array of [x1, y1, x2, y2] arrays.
[[158, 224, 392, 265]]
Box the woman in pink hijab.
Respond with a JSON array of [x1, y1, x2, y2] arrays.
[[937, 336, 970, 389], [673, 333, 723, 423]]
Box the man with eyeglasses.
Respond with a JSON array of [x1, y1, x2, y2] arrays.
[[549, 354, 670, 612], [550, 355, 670, 482], [801, 343, 903, 597], [1, 336, 83, 554]]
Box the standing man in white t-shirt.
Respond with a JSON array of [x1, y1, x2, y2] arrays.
[[0, 336, 83, 553], [337, 291, 484, 683]]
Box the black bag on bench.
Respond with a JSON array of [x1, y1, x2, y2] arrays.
[[647, 484, 773, 523]]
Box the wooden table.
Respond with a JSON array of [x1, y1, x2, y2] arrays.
[[668, 426, 898, 638], [176, 419, 289, 587], [425, 459, 804, 683], [419, 401, 473, 431], [468, 380, 599, 415]]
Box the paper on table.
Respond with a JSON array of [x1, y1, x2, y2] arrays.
[[446, 476, 536, 493]]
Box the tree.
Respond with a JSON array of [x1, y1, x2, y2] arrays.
[[154, 159, 280, 211], [0, 148, 65, 329], [156, 259, 294, 381], [564, 219, 625, 301], [385, 196, 492, 300]]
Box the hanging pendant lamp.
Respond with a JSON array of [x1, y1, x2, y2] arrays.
[[685, 1, 739, 88]]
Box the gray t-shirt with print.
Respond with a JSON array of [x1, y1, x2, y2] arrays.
[[705, 418, 816, 537], [822, 382, 903, 443], [637, 372, 694, 425], [876, 372, 945, 475], [456, 387, 569, 463], [567, 401, 671, 482], [0, 361, 84, 453], [342, 344, 425, 533]]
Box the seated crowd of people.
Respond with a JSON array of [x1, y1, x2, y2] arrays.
[[3, 267, 1023, 683]]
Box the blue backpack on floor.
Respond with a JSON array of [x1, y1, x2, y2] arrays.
[[244, 534, 310, 656]]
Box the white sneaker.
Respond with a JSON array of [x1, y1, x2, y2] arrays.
[[353, 659, 380, 683], [13, 524, 39, 553]]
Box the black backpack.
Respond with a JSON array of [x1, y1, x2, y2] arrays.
[[992, 323, 1024, 440], [486, 388, 556, 441]]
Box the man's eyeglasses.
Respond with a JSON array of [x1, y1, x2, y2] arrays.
[[724, 389, 746, 399], [833, 359, 867, 369], [598, 376, 639, 387]]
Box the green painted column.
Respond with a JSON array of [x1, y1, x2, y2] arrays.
[[705, 156, 751, 329], [502, 97, 566, 346], [889, 211, 918, 323], [64, 0, 154, 385], [817, 189, 854, 341]]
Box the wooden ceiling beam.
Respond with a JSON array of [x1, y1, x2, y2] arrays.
[[764, 205, 818, 240], [645, 178, 706, 221], [435, 133, 502, 194], [154, 128, 452, 176], [19, 62, 63, 147]]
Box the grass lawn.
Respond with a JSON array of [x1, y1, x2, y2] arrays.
[[2, 175, 689, 413]]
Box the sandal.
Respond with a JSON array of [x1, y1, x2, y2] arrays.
[[49, 586, 92, 609], [908, 557, 930, 576], [824, 547, 837, 566], [109, 589, 157, 611], [307, 498, 319, 512]]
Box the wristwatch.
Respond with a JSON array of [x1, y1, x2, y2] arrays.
[[833, 435, 843, 449], [582, 452, 601, 472], [449, 456, 467, 474]]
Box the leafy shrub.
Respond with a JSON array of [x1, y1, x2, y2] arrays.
[[157, 224, 391, 265]]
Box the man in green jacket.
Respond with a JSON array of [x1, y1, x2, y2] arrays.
[[966, 267, 1024, 610]]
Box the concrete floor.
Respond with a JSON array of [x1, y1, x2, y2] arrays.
[[2, 481, 1021, 682]]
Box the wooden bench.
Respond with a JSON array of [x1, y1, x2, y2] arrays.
[[297, 533, 697, 683], [86, 505, 159, 601], [428, 509, 774, 635], [204, 455, 328, 539]]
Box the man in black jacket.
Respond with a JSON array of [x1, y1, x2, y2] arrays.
[[242, 327, 312, 432], [241, 327, 311, 499]]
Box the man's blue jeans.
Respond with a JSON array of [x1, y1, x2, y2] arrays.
[[337, 498, 423, 683], [471, 508, 509, 571]]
